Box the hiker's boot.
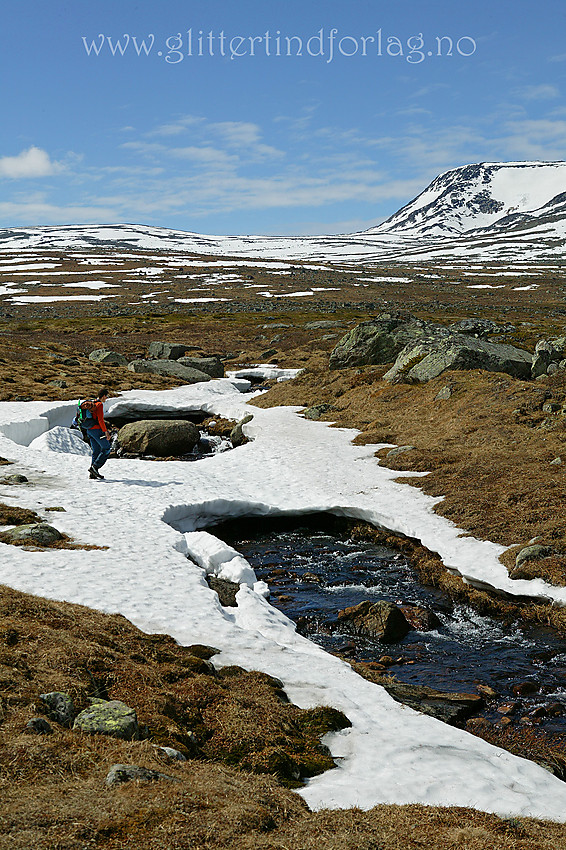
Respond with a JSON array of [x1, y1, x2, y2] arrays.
[[89, 466, 104, 480]]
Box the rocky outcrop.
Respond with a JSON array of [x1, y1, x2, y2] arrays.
[[117, 420, 200, 456], [329, 313, 430, 369], [127, 359, 212, 384], [337, 600, 410, 642], [88, 349, 128, 366], [383, 333, 532, 384], [330, 312, 533, 384], [177, 356, 224, 378], [73, 699, 139, 740]]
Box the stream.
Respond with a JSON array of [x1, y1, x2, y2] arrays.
[[211, 513, 566, 733]]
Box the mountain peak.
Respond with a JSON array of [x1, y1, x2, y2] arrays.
[[370, 160, 566, 236]]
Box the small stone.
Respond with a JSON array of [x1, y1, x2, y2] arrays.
[[476, 684, 498, 699], [155, 746, 188, 762], [386, 445, 416, 460], [49, 380, 68, 389], [435, 386, 452, 400], [44, 506, 66, 512], [498, 716, 513, 727], [106, 764, 180, 787], [497, 702, 518, 715], [25, 717, 53, 735], [550, 457, 562, 466], [528, 706, 547, 718], [62, 358, 80, 367], [230, 414, 254, 448]]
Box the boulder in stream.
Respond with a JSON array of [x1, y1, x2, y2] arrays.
[[337, 600, 410, 642]]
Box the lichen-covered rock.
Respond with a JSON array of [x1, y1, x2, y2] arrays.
[[338, 600, 410, 642], [177, 356, 224, 378], [73, 699, 139, 740], [515, 544, 553, 569], [383, 334, 532, 384], [117, 420, 200, 456], [89, 349, 128, 366], [127, 358, 211, 383], [40, 691, 75, 727], [4, 523, 62, 546], [147, 342, 187, 360]]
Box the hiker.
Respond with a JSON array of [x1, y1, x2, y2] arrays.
[[78, 388, 112, 480]]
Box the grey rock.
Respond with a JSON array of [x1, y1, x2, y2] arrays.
[[400, 605, 442, 632], [147, 341, 187, 360], [62, 358, 80, 367], [547, 363, 559, 376], [303, 403, 334, 421], [230, 414, 254, 448], [176, 356, 224, 378], [384, 334, 532, 384], [2, 474, 28, 484], [128, 359, 211, 384], [261, 323, 291, 329], [515, 544, 553, 569], [106, 763, 180, 787], [329, 313, 430, 370], [435, 386, 453, 400], [550, 457, 562, 466], [26, 717, 53, 735], [40, 692, 75, 727], [305, 320, 347, 330], [49, 380, 68, 388], [386, 445, 416, 460], [89, 349, 128, 366], [73, 699, 139, 740], [118, 420, 200, 456], [4, 523, 62, 546]]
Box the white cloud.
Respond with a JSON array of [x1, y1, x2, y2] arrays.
[[0, 146, 62, 179], [517, 84, 560, 101]]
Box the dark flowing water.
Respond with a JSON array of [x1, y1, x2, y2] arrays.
[[212, 514, 566, 732]]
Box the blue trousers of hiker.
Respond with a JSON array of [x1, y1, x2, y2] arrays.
[[87, 428, 111, 470]]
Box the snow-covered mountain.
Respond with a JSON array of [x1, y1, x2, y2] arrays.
[[2, 161, 566, 264], [371, 161, 566, 236]]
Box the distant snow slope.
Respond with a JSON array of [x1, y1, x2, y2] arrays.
[[2, 161, 566, 263]]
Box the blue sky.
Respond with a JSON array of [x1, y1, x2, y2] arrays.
[[1, 0, 566, 235]]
